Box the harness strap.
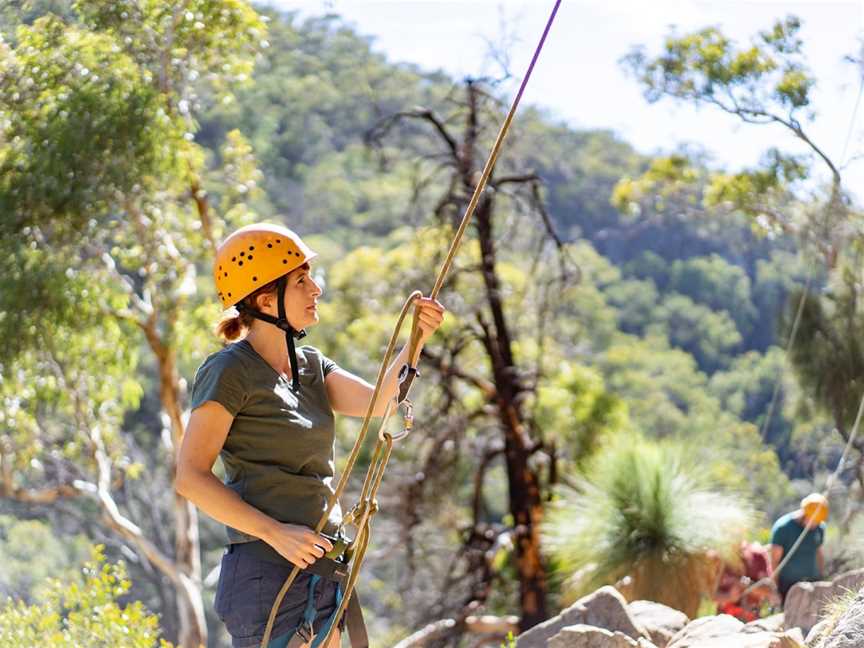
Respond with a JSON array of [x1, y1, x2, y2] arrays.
[[231, 540, 367, 647], [235, 275, 307, 393]]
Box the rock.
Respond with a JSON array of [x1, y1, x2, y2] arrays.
[[516, 586, 649, 648], [667, 614, 805, 648], [667, 615, 744, 647], [811, 589, 864, 648], [784, 568, 864, 636], [548, 624, 646, 648], [744, 613, 784, 633], [627, 600, 689, 647], [804, 618, 830, 647]]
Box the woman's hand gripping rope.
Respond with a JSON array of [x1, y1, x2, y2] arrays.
[[260, 291, 443, 648]]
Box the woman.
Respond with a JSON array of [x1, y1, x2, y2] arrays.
[[176, 223, 444, 648]]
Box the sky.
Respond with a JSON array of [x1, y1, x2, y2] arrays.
[[268, 0, 864, 195]]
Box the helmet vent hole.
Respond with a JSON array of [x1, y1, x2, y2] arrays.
[[240, 251, 245, 257], [228, 292, 232, 297], [252, 276, 257, 282], [282, 259, 288, 264], [267, 243, 273, 248], [276, 239, 281, 243], [248, 255, 253, 260], [249, 246, 254, 251], [224, 272, 228, 277], [239, 261, 243, 266], [232, 257, 236, 262]]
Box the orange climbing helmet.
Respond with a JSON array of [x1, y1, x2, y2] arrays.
[[213, 223, 317, 393], [801, 493, 829, 526], [214, 223, 317, 309]]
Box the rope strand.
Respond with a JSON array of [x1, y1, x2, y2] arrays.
[[260, 3, 562, 643]]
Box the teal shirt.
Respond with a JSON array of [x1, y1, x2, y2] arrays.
[[770, 511, 824, 592], [190, 340, 343, 542]]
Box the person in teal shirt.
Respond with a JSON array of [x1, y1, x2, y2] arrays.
[[770, 493, 828, 602]]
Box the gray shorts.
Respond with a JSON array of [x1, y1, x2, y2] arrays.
[[214, 543, 342, 648]]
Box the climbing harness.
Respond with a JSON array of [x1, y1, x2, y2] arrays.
[[259, 2, 562, 646]]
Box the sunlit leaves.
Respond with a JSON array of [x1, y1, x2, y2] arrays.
[[74, 0, 266, 106], [534, 362, 628, 461], [624, 16, 814, 115], [612, 155, 702, 217], [0, 17, 181, 236], [0, 545, 172, 647]]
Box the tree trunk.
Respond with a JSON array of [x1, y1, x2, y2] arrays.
[[474, 192, 548, 630], [145, 320, 206, 648]]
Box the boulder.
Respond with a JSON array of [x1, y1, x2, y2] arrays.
[[810, 589, 864, 648], [744, 613, 785, 633], [548, 624, 658, 648], [627, 600, 689, 647], [784, 568, 864, 636], [516, 586, 649, 648], [667, 614, 804, 648], [667, 615, 743, 647]]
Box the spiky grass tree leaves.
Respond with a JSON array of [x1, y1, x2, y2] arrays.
[[542, 436, 754, 617]]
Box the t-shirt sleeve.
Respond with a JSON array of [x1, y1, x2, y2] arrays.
[[770, 519, 789, 548], [190, 354, 248, 416], [320, 351, 341, 378]]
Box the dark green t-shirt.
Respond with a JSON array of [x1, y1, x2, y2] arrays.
[[770, 511, 824, 592], [190, 339, 343, 542]]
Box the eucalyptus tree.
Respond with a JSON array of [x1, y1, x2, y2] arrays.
[[617, 16, 864, 492], [0, 3, 266, 645]]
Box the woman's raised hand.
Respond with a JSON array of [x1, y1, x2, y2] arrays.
[[264, 521, 334, 568], [414, 296, 445, 344]]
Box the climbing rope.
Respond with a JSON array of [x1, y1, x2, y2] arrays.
[[260, 2, 562, 646]]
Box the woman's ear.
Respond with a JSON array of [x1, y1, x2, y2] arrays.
[[255, 292, 273, 312]]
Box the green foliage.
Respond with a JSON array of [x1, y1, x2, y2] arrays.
[[0, 545, 172, 647], [786, 259, 864, 434], [0, 517, 91, 603], [534, 362, 629, 462], [543, 436, 754, 617], [0, 16, 181, 236], [646, 293, 742, 372], [624, 16, 814, 114], [612, 155, 701, 217]]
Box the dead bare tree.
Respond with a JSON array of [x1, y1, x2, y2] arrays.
[[369, 77, 575, 635]]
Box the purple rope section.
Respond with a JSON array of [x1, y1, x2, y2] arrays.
[[512, 0, 562, 110], [427, 0, 563, 301]]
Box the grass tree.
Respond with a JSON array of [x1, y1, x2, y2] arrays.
[[542, 436, 753, 617]]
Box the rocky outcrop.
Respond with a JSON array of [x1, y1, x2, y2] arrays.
[[627, 601, 689, 647], [807, 589, 864, 648], [666, 614, 804, 648], [744, 613, 785, 634], [516, 586, 649, 648], [548, 624, 658, 648], [784, 568, 864, 636]]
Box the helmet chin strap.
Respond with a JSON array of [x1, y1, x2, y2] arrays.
[[236, 275, 306, 393]]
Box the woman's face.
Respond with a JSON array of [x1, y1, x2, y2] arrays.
[[257, 264, 323, 330]]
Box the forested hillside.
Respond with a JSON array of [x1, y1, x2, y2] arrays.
[[0, 3, 860, 647]]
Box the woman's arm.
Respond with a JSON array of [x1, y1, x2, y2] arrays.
[[325, 297, 445, 417], [176, 401, 332, 566]]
